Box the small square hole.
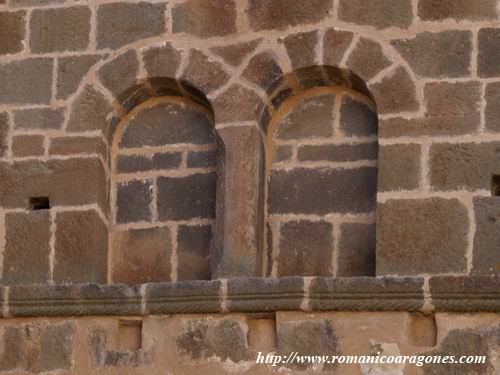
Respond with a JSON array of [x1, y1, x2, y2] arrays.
[[117, 320, 142, 351], [492, 176, 500, 196], [29, 197, 50, 210]]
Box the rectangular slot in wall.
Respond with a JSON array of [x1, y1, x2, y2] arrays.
[[117, 320, 142, 352], [491, 175, 500, 196], [28, 197, 50, 210]]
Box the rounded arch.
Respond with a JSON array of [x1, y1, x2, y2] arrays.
[[105, 77, 220, 285], [258, 66, 378, 278]]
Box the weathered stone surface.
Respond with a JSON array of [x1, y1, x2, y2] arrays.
[[339, 0, 413, 29], [430, 142, 500, 191], [298, 142, 378, 162], [146, 280, 221, 314], [283, 31, 318, 69], [277, 220, 333, 277], [67, 85, 112, 132], [478, 28, 500, 78], [323, 29, 354, 66], [275, 94, 335, 139], [337, 223, 376, 276], [80, 284, 141, 315], [378, 144, 421, 191], [157, 173, 216, 220], [227, 277, 304, 312], [54, 210, 108, 284], [14, 107, 64, 130], [419, 0, 498, 21], [392, 31, 472, 78], [142, 43, 181, 78], [0, 113, 7, 157], [424, 81, 480, 116], [187, 150, 217, 168], [369, 67, 419, 114], [173, 0, 237, 37], [177, 225, 212, 281], [269, 167, 377, 214], [176, 318, 248, 362], [309, 277, 425, 310], [30, 7, 90, 53], [0, 322, 76, 372], [120, 103, 214, 147], [116, 179, 152, 223], [485, 82, 500, 132], [182, 50, 230, 93], [49, 136, 100, 156], [246, 0, 333, 31], [347, 38, 391, 81], [213, 84, 263, 123], [277, 320, 338, 370], [3, 211, 51, 284], [117, 152, 181, 173], [378, 198, 468, 275], [0, 58, 53, 105], [241, 50, 283, 90], [57, 54, 103, 99], [379, 114, 479, 138], [113, 227, 172, 284], [472, 198, 500, 275], [422, 326, 500, 374], [273, 145, 293, 163], [214, 125, 264, 278], [210, 39, 261, 67], [0, 158, 107, 212], [9, 0, 64, 6], [96, 2, 165, 49], [12, 134, 45, 157], [0, 11, 26, 55], [98, 50, 139, 98], [340, 95, 378, 136]]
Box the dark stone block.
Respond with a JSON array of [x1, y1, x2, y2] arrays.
[[378, 143, 421, 191], [30, 7, 90, 53], [429, 142, 500, 191], [346, 37, 392, 81], [210, 39, 262, 67], [182, 49, 230, 93], [478, 28, 500, 77], [241, 50, 283, 90], [0, 58, 53, 105], [298, 142, 378, 162], [323, 28, 354, 66], [277, 220, 333, 277], [96, 2, 165, 49], [80, 284, 142, 315], [177, 225, 212, 281], [98, 50, 139, 98], [187, 150, 217, 168], [157, 173, 216, 220], [113, 227, 172, 284], [212, 83, 262, 123], [277, 320, 338, 370], [275, 94, 335, 140], [36, 322, 76, 372], [116, 179, 153, 223], [14, 107, 64, 130], [0, 113, 7, 157], [0, 11, 26, 55], [117, 153, 181, 173], [3, 211, 51, 284], [378, 199, 468, 275], [11, 134, 44, 157], [120, 102, 214, 148], [283, 31, 318, 69], [173, 0, 236, 37], [392, 31, 472, 78], [472, 198, 500, 275], [419, 0, 497, 21], [53, 210, 108, 284], [142, 43, 181, 78], [339, 0, 413, 29], [268, 167, 377, 214], [272, 145, 293, 163], [337, 223, 376, 276], [246, 0, 333, 31], [485, 82, 500, 132], [67, 85, 112, 132]]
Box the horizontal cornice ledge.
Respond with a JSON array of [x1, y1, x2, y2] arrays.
[[2, 276, 499, 318]]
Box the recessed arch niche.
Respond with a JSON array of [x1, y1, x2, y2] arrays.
[[261, 66, 378, 278]]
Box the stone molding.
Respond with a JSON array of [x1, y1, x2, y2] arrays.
[[4, 276, 499, 318]]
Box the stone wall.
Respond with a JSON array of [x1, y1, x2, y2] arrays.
[[0, 0, 499, 373]]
